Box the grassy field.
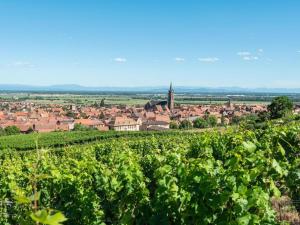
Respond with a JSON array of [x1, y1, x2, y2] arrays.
[[1, 92, 299, 106]]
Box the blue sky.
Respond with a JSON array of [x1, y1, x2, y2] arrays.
[[0, 0, 299, 87]]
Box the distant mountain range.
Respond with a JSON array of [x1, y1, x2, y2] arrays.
[[0, 84, 300, 94]]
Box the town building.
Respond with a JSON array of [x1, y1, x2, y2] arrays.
[[145, 82, 175, 112], [168, 82, 175, 111], [109, 116, 140, 131], [140, 120, 170, 131], [75, 119, 109, 131]]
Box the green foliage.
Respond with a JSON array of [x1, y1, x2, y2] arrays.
[[0, 122, 299, 224], [31, 210, 67, 225], [0, 127, 6, 136], [65, 111, 76, 118], [287, 160, 300, 204], [179, 119, 193, 129], [169, 121, 179, 129], [9, 142, 68, 225], [239, 114, 260, 129], [0, 130, 183, 150], [100, 98, 105, 107], [80, 112, 89, 119], [233, 114, 269, 130], [232, 115, 242, 124], [13, 190, 67, 225], [99, 112, 105, 120], [27, 127, 35, 134], [257, 110, 270, 122], [73, 123, 96, 131], [207, 115, 218, 127], [3, 126, 21, 135], [193, 115, 218, 129], [268, 96, 293, 119], [193, 117, 208, 128]]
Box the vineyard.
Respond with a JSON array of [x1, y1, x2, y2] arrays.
[[0, 122, 299, 225], [0, 130, 186, 151]]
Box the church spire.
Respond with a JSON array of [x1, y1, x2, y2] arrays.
[[169, 82, 174, 92], [168, 82, 174, 111]]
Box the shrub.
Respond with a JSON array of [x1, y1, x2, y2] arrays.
[[193, 117, 208, 128], [179, 120, 193, 129]]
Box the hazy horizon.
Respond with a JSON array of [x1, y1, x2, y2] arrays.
[[1, 83, 300, 89], [0, 83, 300, 94]]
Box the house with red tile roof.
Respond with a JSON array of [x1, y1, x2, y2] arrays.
[[75, 119, 108, 131]]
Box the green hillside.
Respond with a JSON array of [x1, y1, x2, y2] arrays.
[[0, 122, 299, 224]]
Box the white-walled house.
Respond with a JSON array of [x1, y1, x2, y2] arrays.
[[109, 116, 140, 131]]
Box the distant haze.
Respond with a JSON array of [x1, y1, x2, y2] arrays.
[[0, 84, 299, 94]]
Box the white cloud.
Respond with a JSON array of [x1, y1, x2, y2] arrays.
[[9, 61, 34, 68], [243, 56, 259, 61], [113, 57, 127, 63], [237, 51, 259, 61], [198, 57, 219, 63], [174, 57, 185, 62], [237, 52, 251, 56]]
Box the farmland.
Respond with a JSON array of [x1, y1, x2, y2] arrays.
[[1, 92, 300, 106]]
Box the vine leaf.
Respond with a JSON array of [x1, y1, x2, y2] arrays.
[[30, 210, 67, 225]]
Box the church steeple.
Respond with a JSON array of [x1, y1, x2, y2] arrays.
[[168, 82, 174, 111], [169, 82, 174, 92]]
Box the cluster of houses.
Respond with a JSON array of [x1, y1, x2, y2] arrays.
[[0, 100, 273, 134], [0, 101, 170, 132], [0, 86, 299, 133]]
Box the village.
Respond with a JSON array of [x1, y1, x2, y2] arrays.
[[1, 84, 292, 133]]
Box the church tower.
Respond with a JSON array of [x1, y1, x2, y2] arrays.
[[168, 82, 174, 111]]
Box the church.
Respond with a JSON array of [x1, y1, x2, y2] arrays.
[[144, 83, 174, 112]]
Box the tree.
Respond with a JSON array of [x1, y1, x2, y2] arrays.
[[99, 112, 105, 120], [0, 127, 6, 136], [207, 115, 218, 127], [268, 96, 293, 119], [73, 123, 95, 131], [27, 127, 34, 134], [80, 112, 89, 119], [100, 98, 105, 107], [239, 114, 259, 130], [231, 115, 241, 125], [193, 117, 208, 129], [257, 111, 270, 122], [179, 120, 193, 129], [169, 121, 179, 129], [203, 110, 210, 120], [221, 115, 226, 126], [4, 126, 21, 135], [66, 111, 76, 118], [244, 114, 259, 122], [92, 102, 100, 108]]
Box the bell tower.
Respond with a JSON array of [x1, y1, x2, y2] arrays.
[[168, 82, 174, 111]]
